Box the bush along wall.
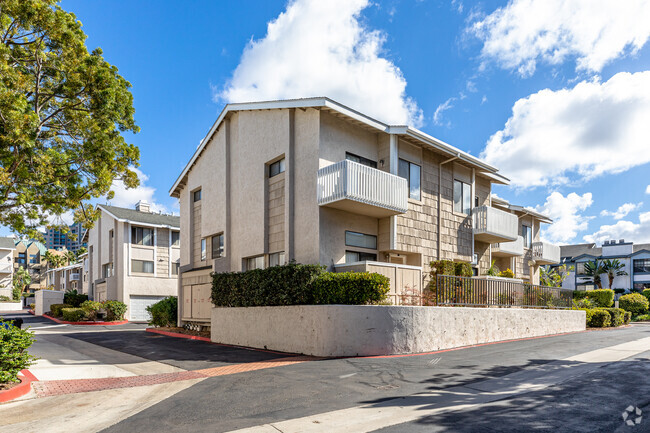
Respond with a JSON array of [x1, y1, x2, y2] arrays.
[[572, 289, 614, 308], [147, 297, 178, 327], [619, 293, 649, 316], [211, 263, 390, 307]]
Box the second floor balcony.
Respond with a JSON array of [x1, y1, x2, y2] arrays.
[[70, 273, 80, 281], [532, 241, 561, 265], [492, 236, 524, 257], [317, 160, 408, 218], [472, 205, 519, 243], [0, 263, 12, 274]]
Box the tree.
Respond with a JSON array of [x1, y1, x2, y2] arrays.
[[540, 264, 574, 288], [0, 0, 140, 238], [12, 266, 31, 300], [583, 260, 604, 289], [44, 250, 64, 268], [601, 259, 628, 290]]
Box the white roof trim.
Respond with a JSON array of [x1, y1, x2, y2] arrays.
[[98, 206, 180, 229], [169, 97, 507, 196]]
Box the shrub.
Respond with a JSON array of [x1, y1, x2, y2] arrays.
[[573, 297, 596, 309], [429, 260, 456, 277], [632, 313, 650, 322], [619, 293, 649, 315], [146, 297, 178, 327], [310, 272, 390, 305], [64, 291, 88, 307], [61, 308, 86, 322], [602, 308, 625, 327], [0, 295, 14, 302], [572, 289, 614, 307], [212, 263, 324, 307], [29, 303, 35, 310], [624, 311, 632, 324], [80, 300, 103, 321], [0, 320, 36, 383], [498, 269, 515, 278], [589, 310, 611, 328], [642, 288, 650, 303], [49, 303, 72, 317], [455, 262, 473, 278], [104, 300, 127, 321]]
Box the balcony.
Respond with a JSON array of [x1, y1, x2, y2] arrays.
[[70, 273, 80, 281], [317, 160, 408, 218], [472, 206, 518, 243], [532, 241, 561, 265], [0, 263, 12, 274], [492, 236, 524, 257]]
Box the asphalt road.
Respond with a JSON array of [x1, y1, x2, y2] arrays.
[[90, 324, 650, 433]]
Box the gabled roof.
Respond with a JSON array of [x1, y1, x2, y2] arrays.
[[571, 253, 601, 262], [169, 97, 510, 198], [490, 196, 553, 224], [15, 239, 47, 255], [0, 237, 15, 250], [98, 205, 180, 229], [560, 243, 599, 260]]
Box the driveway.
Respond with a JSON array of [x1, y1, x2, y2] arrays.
[[1, 310, 649, 432]]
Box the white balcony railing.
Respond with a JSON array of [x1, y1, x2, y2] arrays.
[[472, 206, 519, 243], [492, 236, 524, 257], [532, 241, 561, 265], [0, 263, 12, 273], [317, 160, 408, 217], [69, 273, 80, 281]]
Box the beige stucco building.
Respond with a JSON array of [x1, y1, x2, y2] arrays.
[[0, 237, 15, 297], [13, 239, 48, 292], [170, 98, 559, 326], [44, 262, 83, 293], [87, 201, 180, 321]]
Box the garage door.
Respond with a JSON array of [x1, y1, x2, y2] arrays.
[[129, 296, 165, 322]]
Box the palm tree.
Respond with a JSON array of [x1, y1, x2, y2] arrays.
[[583, 259, 604, 289], [601, 259, 628, 289], [12, 266, 31, 300]]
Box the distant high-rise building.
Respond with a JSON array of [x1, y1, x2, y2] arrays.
[[43, 222, 87, 252]]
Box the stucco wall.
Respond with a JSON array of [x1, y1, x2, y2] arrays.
[[211, 305, 585, 357], [35, 289, 64, 316]]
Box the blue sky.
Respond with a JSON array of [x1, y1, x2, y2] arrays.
[[11, 0, 650, 245]]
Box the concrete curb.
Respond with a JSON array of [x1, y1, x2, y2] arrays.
[[43, 314, 129, 326], [0, 369, 38, 403], [145, 328, 211, 342]]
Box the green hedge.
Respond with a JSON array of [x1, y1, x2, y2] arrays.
[[602, 308, 625, 327], [211, 263, 389, 307], [49, 303, 72, 317], [61, 308, 86, 322], [589, 310, 611, 327], [0, 320, 36, 383], [64, 292, 88, 307], [619, 293, 649, 315], [642, 288, 650, 303], [81, 300, 102, 321], [455, 262, 473, 278], [572, 289, 614, 307], [104, 301, 127, 321], [147, 297, 177, 327], [624, 311, 632, 324]]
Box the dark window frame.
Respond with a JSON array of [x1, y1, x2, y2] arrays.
[[633, 259, 650, 274], [345, 152, 378, 169], [453, 179, 472, 215], [522, 225, 532, 248], [193, 189, 202, 202], [398, 158, 421, 201], [345, 250, 378, 263], [171, 231, 180, 247], [269, 158, 286, 178], [345, 231, 377, 250], [131, 226, 154, 246], [211, 233, 224, 259]]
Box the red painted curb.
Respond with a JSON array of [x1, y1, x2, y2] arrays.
[[146, 328, 211, 342], [43, 314, 128, 326], [0, 370, 37, 403], [28, 310, 35, 315]]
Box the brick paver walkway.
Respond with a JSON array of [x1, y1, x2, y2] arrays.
[[32, 356, 313, 397]]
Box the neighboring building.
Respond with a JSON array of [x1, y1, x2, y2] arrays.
[[43, 221, 88, 253], [169, 97, 560, 326], [558, 240, 650, 292], [490, 196, 560, 282], [0, 237, 16, 298], [45, 262, 83, 293], [13, 239, 48, 291], [87, 201, 180, 321]]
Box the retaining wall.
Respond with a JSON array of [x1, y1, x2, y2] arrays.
[[0, 301, 22, 312], [211, 305, 586, 357], [35, 290, 64, 316]]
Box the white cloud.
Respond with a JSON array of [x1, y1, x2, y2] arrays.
[[433, 97, 456, 126], [470, 0, 650, 76], [600, 202, 642, 220], [108, 167, 168, 213], [646, 185, 650, 194], [584, 211, 650, 244], [217, 0, 422, 126], [481, 71, 650, 188], [535, 192, 593, 244]]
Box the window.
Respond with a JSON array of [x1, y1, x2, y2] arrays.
[[193, 189, 202, 202], [345, 250, 377, 263], [576, 262, 586, 275], [171, 231, 180, 247], [244, 255, 265, 271], [200, 239, 207, 261], [102, 263, 113, 278], [29, 254, 38, 264], [269, 158, 285, 177], [453, 180, 472, 215], [633, 259, 650, 273], [345, 231, 377, 249], [211, 234, 224, 259], [346, 152, 377, 168], [172, 262, 180, 275], [131, 226, 154, 246], [17, 253, 26, 265], [109, 229, 114, 238], [398, 159, 421, 200], [633, 282, 650, 291], [131, 259, 154, 274], [269, 251, 285, 267], [475, 196, 479, 207], [522, 225, 532, 248], [576, 284, 595, 291]]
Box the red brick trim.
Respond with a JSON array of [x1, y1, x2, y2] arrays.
[[42, 314, 128, 326], [0, 369, 37, 403]]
